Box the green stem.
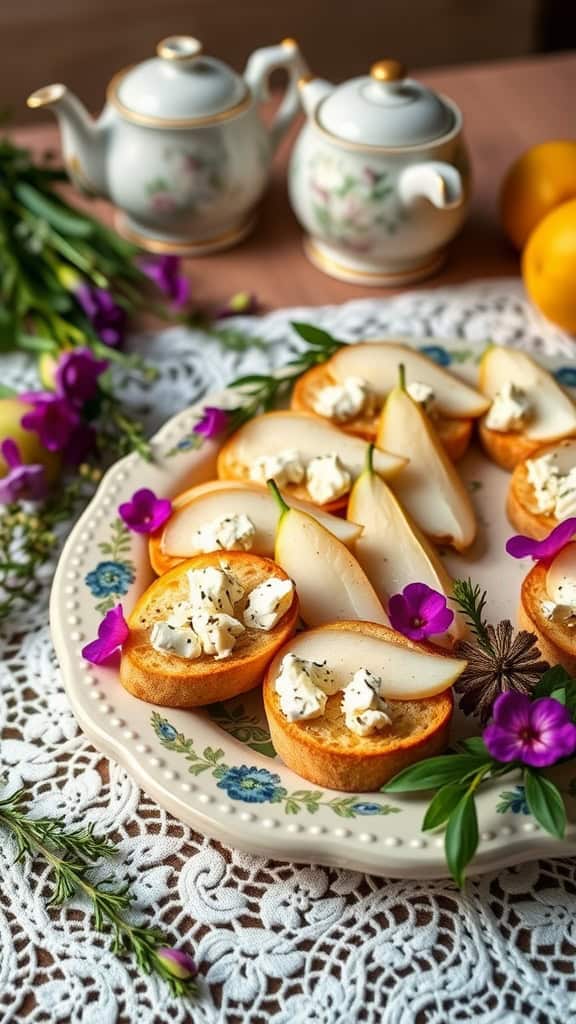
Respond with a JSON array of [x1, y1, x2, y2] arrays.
[[398, 363, 406, 391], [267, 478, 290, 517], [365, 443, 375, 475]]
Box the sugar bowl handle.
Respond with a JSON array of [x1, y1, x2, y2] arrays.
[[244, 39, 307, 154]]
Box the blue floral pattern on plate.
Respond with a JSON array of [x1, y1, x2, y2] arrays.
[[217, 765, 286, 804], [555, 367, 576, 388], [496, 785, 529, 815]]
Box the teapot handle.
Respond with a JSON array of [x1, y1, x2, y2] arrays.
[[398, 162, 464, 210], [244, 39, 307, 155]]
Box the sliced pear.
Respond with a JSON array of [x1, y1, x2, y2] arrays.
[[270, 626, 466, 699], [330, 341, 489, 418], [479, 346, 576, 441], [270, 482, 389, 627], [218, 411, 406, 481], [348, 448, 465, 643], [546, 541, 576, 606], [161, 481, 362, 558], [376, 369, 477, 550]]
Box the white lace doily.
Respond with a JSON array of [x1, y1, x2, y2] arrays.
[[2, 279, 576, 1024]]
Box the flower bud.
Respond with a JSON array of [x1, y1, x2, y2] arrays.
[[56, 265, 82, 292], [156, 947, 197, 980]]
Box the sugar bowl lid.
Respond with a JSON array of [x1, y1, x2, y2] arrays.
[[108, 36, 249, 127], [317, 59, 455, 147]]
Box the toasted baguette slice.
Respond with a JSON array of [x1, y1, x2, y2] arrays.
[[478, 420, 549, 472], [263, 621, 455, 792], [149, 479, 363, 576], [292, 363, 473, 462], [507, 439, 576, 539], [120, 551, 299, 708], [519, 561, 576, 674], [217, 410, 406, 514]]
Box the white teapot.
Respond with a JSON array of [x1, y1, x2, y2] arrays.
[[289, 59, 470, 285], [28, 36, 305, 254]]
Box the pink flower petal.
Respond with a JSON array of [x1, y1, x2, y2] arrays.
[[506, 518, 576, 561], [1, 439, 21, 469], [491, 691, 532, 731], [118, 488, 172, 534], [82, 604, 129, 665], [483, 723, 524, 762]]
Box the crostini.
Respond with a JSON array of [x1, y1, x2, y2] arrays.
[[263, 621, 465, 791], [120, 550, 299, 707], [519, 540, 576, 674], [478, 346, 576, 471], [507, 439, 576, 540], [216, 410, 406, 512]]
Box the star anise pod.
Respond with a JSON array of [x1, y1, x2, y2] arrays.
[[454, 620, 549, 725]]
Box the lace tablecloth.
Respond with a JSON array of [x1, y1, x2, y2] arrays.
[[2, 279, 576, 1024]]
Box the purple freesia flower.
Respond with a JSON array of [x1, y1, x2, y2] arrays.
[[20, 392, 80, 452], [156, 947, 197, 980], [217, 291, 259, 318], [118, 487, 172, 534], [484, 691, 576, 767], [76, 283, 127, 348], [139, 254, 189, 308], [388, 582, 454, 641], [82, 604, 129, 665], [0, 439, 47, 503], [55, 348, 109, 406], [193, 406, 229, 439], [506, 518, 576, 561]]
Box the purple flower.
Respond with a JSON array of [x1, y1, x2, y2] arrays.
[[388, 582, 454, 641], [82, 604, 129, 665], [217, 291, 259, 318], [0, 439, 47, 503], [118, 487, 172, 534], [193, 406, 229, 440], [506, 518, 576, 562], [20, 392, 80, 452], [484, 692, 576, 767], [139, 254, 189, 308], [63, 421, 97, 466], [55, 348, 108, 406], [156, 947, 197, 980], [76, 284, 127, 348]]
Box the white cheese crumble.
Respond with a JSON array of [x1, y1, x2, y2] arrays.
[[306, 453, 351, 504], [187, 566, 244, 616], [190, 513, 255, 554], [249, 449, 306, 488], [341, 668, 392, 737], [541, 600, 576, 628], [243, 577, 294, 630], [191, 611, 245, 659], [407, 379, 436, 413], [274, 653, 337, 722], [526, 452, 576, 519], [312, 376, 372, 422], [485, 382, 530, 432], [150, 621, 202, 659]]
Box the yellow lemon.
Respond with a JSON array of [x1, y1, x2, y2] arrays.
[[523, 198, 576, 334], [501, 140, 576, 250]]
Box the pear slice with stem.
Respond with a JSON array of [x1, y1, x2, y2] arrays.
[[348, 446, 465, 644], [479, 345, 576, 441], [268, 624, 467, 699], [269, 480, 389, 627], [376, 366, 477, 550], [330, 341, 490, 418]]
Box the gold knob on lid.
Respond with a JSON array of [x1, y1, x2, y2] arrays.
[[281, 37, 299, 50], [157, 36, 203, 61], [370, 59, 406, 83]]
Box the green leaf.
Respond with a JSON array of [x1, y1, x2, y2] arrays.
[[382, 754, 490, 793], [445, 792, 479, 887], [524, 769, 566, 839], [533, 665, 573, 699], [0, 384, 16, 398], [422, 782, 468, 831], [290, 321, 343, 350], [459, 737, 490, 757], [15, 181, 94, 237]]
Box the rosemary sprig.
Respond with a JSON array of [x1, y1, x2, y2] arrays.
[[226, 321, 346, 427], [0, 788, 197, 997], [452, 578, 495, 655]]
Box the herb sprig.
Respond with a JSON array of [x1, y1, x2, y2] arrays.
[[0, 787, 197, 997], [452, 578, 494, 654]]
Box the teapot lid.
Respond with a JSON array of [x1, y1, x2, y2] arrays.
[[109, 37, 249, 126], [317, 60, 455, 147]]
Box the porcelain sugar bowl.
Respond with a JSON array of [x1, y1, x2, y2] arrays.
[[28, 36, 305, 254], [289, 60, 470, 285]]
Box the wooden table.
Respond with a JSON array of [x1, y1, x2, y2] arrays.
[[13, 52, 576, 315]]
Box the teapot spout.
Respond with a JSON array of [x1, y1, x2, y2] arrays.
[[398, 161, 464, 210], [27, 84, 107, 197], [298, 76, 334, 119]]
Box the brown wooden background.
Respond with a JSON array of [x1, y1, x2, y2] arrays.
[[2, 0, 552, 122]]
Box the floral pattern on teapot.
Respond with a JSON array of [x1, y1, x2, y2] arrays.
[[144, 141, 225, 217]]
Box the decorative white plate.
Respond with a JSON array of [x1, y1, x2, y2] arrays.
[[50, 337, 576, 878]]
